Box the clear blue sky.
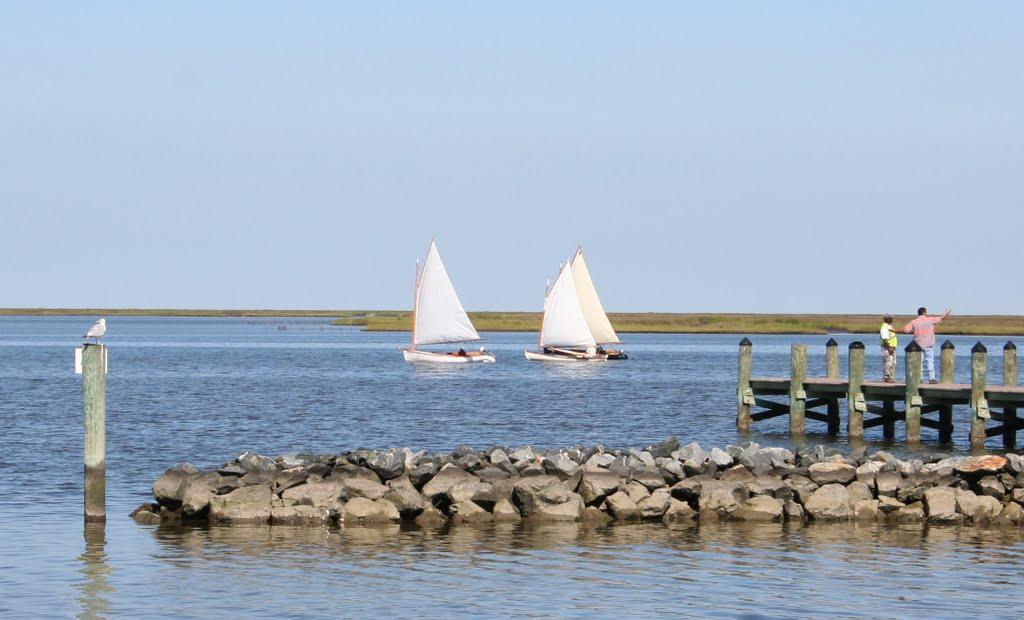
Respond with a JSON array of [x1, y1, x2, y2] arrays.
[[2, 2, 1021, 313]]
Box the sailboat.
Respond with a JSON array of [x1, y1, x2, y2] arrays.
[[524, 247, 628, 362], [402, 239, 495, 363]]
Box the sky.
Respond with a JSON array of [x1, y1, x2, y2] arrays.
[[1, 2, 1021, 313]]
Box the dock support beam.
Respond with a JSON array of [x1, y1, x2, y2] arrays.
[[905, 341, 922, 443], [789, 344, 807, 435], [737, 338, 752, 431], [938, 340, 955, 443], [847, 342, 865, 439], [970, 342, 988, 450], [1004, 341, 1018, 449], [83, 344, 106, 523], [825, 338, 840, 434]]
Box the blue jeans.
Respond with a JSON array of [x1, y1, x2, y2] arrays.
[[922, 346, 935, 381]]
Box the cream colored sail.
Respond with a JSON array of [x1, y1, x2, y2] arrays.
[[413, 240, 480, 346], [570, 248, 620, 344], [539, 260, 596, 349]]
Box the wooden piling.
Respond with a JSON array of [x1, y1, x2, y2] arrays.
[[940, 340, 955, 383], [737, 338, 753, 431], [824, 339, 840, 434], [1004, 341, 1018, 449], [905, 341, 922, 443], [847, 342, 865, 438], [789, 344, 807, 435], [938, 340, 954, 443], [83, 344, 106, 523], [970, 342, 988, 449]]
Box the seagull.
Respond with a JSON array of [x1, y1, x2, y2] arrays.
[[84, 318, 106, 343]]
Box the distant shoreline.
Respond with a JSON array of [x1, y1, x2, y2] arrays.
[[4, 308, 1024, 336]]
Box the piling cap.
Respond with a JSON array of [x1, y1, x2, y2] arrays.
[[739, 337, 752, 346], [849, 341, 864, 350], [1005, 341, 1017, 351], [941, 340, 955, 350], [972, 342, 987, 354], [825, 337, 838, 347], [905, 341, 922, 353]]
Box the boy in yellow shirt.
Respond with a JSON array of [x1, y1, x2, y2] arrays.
[[880, 314, 898, 382]]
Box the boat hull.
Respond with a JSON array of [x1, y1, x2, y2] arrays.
[[403, 349, 495, 364], [524, 350, 608, 362]]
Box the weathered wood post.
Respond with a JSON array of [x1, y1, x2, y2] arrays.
[[940, 340, 955, 383], [970, 342, 988, 449], [825, 338, 840, 434], [789, 344, 807, 435], [938, 340, 955, 443], [905, 341, 922, 443], [82, 344, 106, 523], [1004, 341, 1017, 449], [847, 341, 865, 439], [737, 338, 753, 431]]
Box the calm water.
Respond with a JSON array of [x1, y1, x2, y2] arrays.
[[2, 316, 1023, 617]]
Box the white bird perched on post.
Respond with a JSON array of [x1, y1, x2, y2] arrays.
[[84, 318, 106, 343]]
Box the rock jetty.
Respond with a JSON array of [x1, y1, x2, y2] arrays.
[[134, 438, 1024, 528]]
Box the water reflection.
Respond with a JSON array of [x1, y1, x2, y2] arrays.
[[77, 524, 112, 620]]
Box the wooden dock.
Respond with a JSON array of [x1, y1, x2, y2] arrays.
[[737, 338, 1024, 448]]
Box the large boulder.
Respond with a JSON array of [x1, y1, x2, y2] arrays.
[[450, 500, 493, 524], [631, 468, 668, 491], [421, 466, 477, 499], [579, 471, 622, 506], [181, 472, 220, 516], [854, 499, 880, 521], [153, 467, 193, 508], [952, 455, 1008, 476], [513, 476, 583, 522], [734, 496, 784, 522], [492, 498, 521, 522], [269, 505, 332, 525], [650, 436, 679, 459], [977, 476, 1006, 500], [344, 478, 388, 501], [923, 486, 959, 523], [808, 462, 856, 485], [282, 480, 347, 511], [698, 481, 748, 516], [273, 468, 308, 494], [363, 449, 406, 481], [875, 471, 901, 497], [804, 484, 853, 520], [605, 491, 641, 521], [343, 498, 401, 524], [663, 498, 697, 523], [238, 452, 277, 474], [209, 485, 273, 523], [543, 453, 580, 479], [955, 489, 1002, 522], [637, 491, 672, 519], [384, 476, 424, 518]]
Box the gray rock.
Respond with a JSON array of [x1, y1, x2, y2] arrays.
[[784, 500, 805, 522], [364, 449, 406, 481], [507, 447, 536, 463], [489, 448, 511, 467], [977, 475, 1005, 500], [153, 467, 193, 507], [543, 453, 580, 479], [631, 468, 667, 491], [875, 471, 901, 497], [217, 463, 247, 477], [955, 489, 1002, 522], [650, 436, 679, 459], [637, 491, 672, 519], [450, 500, 493, 524], [332, 463, 381, 483], [708, 447, 734, 468], [847, 481, 873, 504], [1005, 453, 1024, 475], [210, 485, 272, 523], [579, 471, 622, 506], [923, 486, 959, 523], [492, 498, 521, 522], [384, 476, 424, 518], [761, 447, 795, 468], [855, 461, 884, 484], [952, 455, 1008, 476], [877, 496, 905, 515], [513, 476, 583, 522], [624, 481, 651, 503], [182, 472, 220, 516], [344, 478, 388, 501], [804, 484, 853, 520], [734, 496, 784, 522], [585, 452, 616, 469], [808, 462, 856, 485], [407, 462, 438, 489], [605, 491, 641, 520], [281, 480, 346, 511], [238, 452, 277, 474], [698, 481, 748, 516], [783, 475, 819, 505], [269, 505, 332, 525], [608, 455, 639, 477], [670, 476, 707, 502], [659, 460, 684, 483], [344, 497, 400, 524], [581, 505, 614, 525], [130, 503, 161, 525], [414, 503, 448, 527], [678, 442, 705, 464], [663, 498, 698, 523], [447, 479, 488, 505], [278, 453, 316, 469], [721, 465, 754, 482], [996, 501, 1023, 525], [421, 465, 476, 499], [451, 444, 476, 459], [895, 501, 925, 522], [273, 468, 308, 494], [854, 499, 880, 521]]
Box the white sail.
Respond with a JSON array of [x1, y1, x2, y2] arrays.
[[539, 260, 596, 348], [413, 240, 480, 346], [571, 248, 620, 344]]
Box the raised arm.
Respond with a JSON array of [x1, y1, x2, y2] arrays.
[[903, 319, 915, 334]]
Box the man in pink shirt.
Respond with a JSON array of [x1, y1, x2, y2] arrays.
[[904, 306, 952, 383]]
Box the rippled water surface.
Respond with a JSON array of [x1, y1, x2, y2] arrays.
[[2, 316, 1023, 617]]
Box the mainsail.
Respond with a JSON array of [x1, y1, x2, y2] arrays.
[[413, 240, 480, 346], [539, 260, 596, 349], [570, 248, 620, 344]]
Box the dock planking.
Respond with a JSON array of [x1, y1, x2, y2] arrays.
[[737, 338, 1024, 447]]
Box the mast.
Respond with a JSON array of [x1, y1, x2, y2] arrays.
[[411, 257, 421, 350], [537, 277, 550, 350]]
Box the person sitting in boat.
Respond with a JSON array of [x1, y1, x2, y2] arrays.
[[458, 347, 467, 356]]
